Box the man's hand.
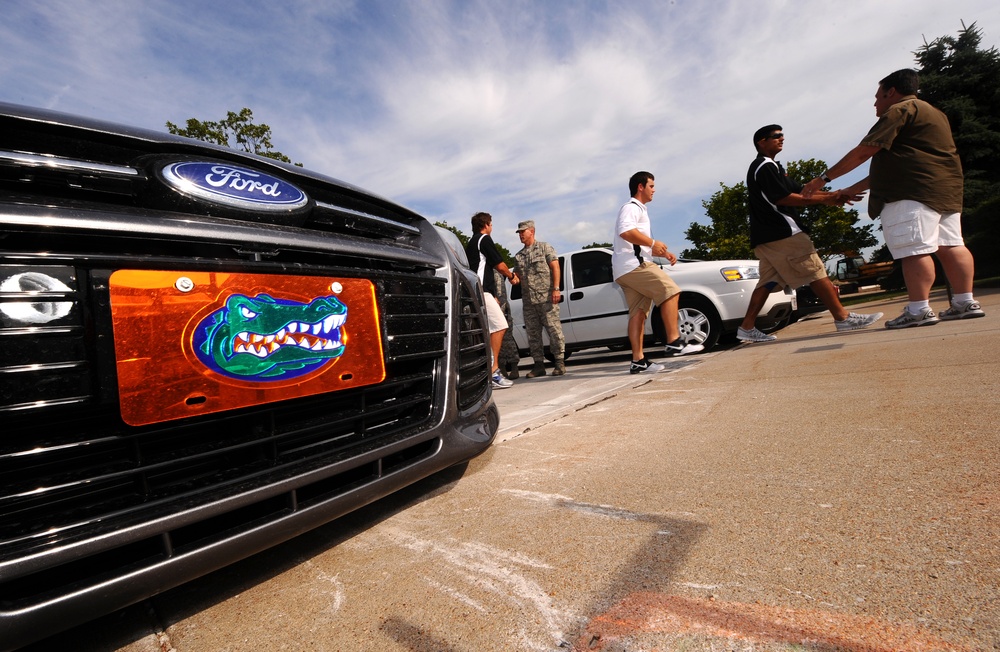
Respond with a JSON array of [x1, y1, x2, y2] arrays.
[[801, 176, 825, 197], [835, 190, 866, 206], [651, 240, 676, 264], [510, 272, 520, 285]]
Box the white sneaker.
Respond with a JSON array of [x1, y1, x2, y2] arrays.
[[737, 327, 777, 343], [885, 307, 938, 329], [629, 358, 665, 374], [664, 338, 704, 357], [491, 371, 513, 388], [939, 299, 985, 320], [835, 311, 884, 331]]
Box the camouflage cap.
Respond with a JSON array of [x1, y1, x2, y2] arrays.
[[515, 220, 535, 233]]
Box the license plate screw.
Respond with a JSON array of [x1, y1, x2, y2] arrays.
[[175, 276, 195, 293]]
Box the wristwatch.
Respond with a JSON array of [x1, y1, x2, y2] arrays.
[[821, 171, 832, 183]]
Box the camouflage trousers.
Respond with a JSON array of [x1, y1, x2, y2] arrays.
[[523, 301, 565, 364], [498, 327, 520, 375]]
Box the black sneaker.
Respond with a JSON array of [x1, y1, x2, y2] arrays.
[[664, 338, 704, 357], [629, 358, 665, 374]]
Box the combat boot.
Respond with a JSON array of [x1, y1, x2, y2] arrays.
[[526, 364, 546, 378], [552, 360, 566, 376]]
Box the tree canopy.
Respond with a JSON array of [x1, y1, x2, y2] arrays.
[[166, 108, 300, 165], [682, 158, 877, 261], [916, 21, 1000, 210]]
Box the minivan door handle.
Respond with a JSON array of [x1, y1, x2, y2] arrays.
[[570, 291, 584, 301]]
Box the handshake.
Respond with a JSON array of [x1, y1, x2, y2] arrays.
[[802, 175, 866, 207], [826, 189, 866, 206]]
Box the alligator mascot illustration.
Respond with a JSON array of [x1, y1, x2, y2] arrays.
[[193, 292, 347, 381]]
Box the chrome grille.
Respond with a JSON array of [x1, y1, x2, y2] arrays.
[[455, 277, 491, 410], [0, 254, 448, 565]]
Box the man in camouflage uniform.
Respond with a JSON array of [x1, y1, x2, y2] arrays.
[[513, 220, 566, 377]]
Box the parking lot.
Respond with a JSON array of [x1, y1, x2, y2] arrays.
[[22, 289, 999, 652]]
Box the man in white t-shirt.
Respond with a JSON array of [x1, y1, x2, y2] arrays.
[[613, 171, 703, 374]]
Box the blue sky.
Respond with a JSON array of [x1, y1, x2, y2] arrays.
[[3, 0, 998, 258]]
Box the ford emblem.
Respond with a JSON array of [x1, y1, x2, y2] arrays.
[[161, 161, 309, 212]]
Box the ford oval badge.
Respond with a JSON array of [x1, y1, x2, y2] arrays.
[[161, 161, 309, 212]]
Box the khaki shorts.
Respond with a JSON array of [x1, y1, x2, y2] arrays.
[[615, 261, 681, 319], [880, 199, 964, 258], [483, 293, 507, 334], [754, 232, 827, 290]]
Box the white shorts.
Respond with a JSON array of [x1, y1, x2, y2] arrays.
[[880, 199, 964, 259], [483, 293, 507, 334]]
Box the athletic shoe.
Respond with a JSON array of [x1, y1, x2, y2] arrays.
[[491, 371, 513, 388], [834, 311, 884, 332], [939, 299, 985, 321], [629, 358, 665, 374], [664, 338, 704, 357], [884, 307, 939, 329], [737, 327, 777, 343]]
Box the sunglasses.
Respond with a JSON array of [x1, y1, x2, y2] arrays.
[[767, 133, 784, 140]]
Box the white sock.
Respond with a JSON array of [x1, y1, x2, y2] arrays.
[[907, 300, 930, 315], [952, 292, 973, 305]]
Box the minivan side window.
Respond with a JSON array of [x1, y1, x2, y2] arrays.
[[571, 250, 614, 289]]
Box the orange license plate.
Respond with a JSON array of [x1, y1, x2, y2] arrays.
[[109, 270, 385, 426]]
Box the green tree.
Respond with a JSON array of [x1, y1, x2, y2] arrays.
[[682, 181, 752, 260], [583, 242, 613, 249], [166, 108, 300, 165], [683, 159, 877, 261], [915, 21, 1000, 209]]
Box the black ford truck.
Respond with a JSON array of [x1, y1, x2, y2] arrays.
[[0, 103, 498, 650]]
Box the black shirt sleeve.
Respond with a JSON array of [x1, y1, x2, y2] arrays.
[[479, 235, 504, 268], [755, 160, 798, 204]]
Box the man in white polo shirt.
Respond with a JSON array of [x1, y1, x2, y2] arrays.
[[612, 171, 703, 374]]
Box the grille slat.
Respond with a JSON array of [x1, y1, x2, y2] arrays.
[[456, 277, 490, 410]]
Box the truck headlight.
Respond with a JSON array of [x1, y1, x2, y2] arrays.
[[720, 266, 760, 282]]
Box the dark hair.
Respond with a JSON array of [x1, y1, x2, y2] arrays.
[[629, 171, 654, 197], [471, 211, 492, 233], [753, 124, 782, 151], [879, 69, 919, 96]]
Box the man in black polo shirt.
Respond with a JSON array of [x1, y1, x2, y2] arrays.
[[736, 125, 882, 342], [465, 211, 520, 388]]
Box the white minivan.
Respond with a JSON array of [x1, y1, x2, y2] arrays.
[[508, 247, 796, 357]]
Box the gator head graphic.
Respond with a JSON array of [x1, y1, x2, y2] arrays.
[[193, 293, 347, 381]]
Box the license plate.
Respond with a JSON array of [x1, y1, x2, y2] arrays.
[[109, 270, 385, 426]]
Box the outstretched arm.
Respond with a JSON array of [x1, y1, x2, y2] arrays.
[[802, 144, 880, 196], [775, 190, 862, 207]]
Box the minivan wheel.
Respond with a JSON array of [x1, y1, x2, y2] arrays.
[[653, 295, 721, 351]]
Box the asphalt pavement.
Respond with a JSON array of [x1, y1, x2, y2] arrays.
[[20, 288, 999, 651]]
